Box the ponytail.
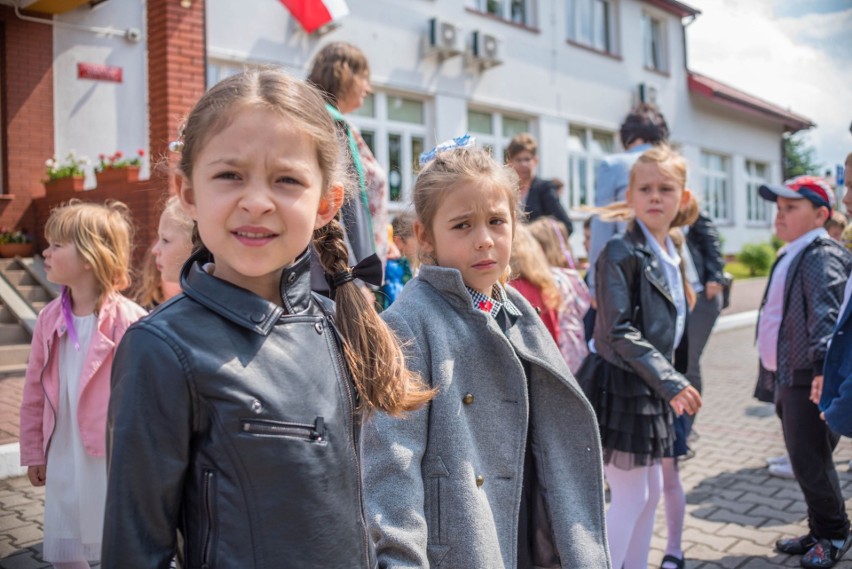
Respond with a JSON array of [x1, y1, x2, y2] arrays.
[[313, 216, 435, 415]]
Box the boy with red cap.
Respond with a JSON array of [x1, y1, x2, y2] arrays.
[[755, 175, 852, 567]]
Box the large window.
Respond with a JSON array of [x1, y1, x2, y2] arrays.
[[350, 93, 429, 207], [745, 160, 771, 225], [700, 151, 732, 224], [566, 0, 615, 54], [467, 109, 530, 163], [642, 12, 667, 72], [566, 126, 616, 209], [473, 0, 534, 25]]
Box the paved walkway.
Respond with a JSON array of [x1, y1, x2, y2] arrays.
[[3, 274, 852, 568]]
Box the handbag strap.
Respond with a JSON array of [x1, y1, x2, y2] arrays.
[[549, 218, 576, 270]]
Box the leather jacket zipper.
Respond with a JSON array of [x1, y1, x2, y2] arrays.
[[240, 417, 325, 442], [201, 469, 216, 569]]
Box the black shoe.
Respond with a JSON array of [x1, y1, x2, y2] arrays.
[[660, 554, 685, 569], [800, 535, 852, 568], [776, 534, 818, 555]]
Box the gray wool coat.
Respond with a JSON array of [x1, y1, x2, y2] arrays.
[[361, 266, 610, 569]]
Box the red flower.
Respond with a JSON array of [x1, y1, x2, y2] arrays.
[[115, 150, 123, 158], [98, 153, 106, 160], [138, 149, 145, 157]]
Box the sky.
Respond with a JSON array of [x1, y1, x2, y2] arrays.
[[684, 0, 851, 177]]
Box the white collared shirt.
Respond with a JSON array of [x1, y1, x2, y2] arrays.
[[757, 227, 827, 371], [636, 219, 687, 349]]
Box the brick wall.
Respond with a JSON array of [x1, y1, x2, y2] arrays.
[[0, 7, 54, 236]]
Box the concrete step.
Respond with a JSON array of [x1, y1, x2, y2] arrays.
[[30, 301, 46, 314], [0, 324, 29, 344], [13, 286, 50, 303], [0, 363, 27, 378], [1, 269, 36, 287], [0, 305, 16, 324], [0, 345, 30, 367]]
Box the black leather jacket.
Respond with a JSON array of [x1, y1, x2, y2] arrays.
[[593, 224, 691, 401], [103, 249, 375, 569], [686, 213, 725, 286]]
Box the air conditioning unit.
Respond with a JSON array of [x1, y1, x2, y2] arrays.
[[471, 30, 502, 68], [427, 18, 463, 58], [638, 82, 661, 106]]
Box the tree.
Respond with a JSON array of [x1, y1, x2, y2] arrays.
[[783, 132, 821, 179]]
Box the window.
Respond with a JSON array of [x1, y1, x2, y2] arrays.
[[567, 0, 615, 54], [348, 93, 429, 207], [206, 60, 244, 88], [474, 0, 534, 26], [642, 12, 667, 72], [745, 160, 771, 225], [467, 109, 530, 163], [565, 126, 615, 209], [700, 151, 732, 224]]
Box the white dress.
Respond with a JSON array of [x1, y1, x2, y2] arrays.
[[43, 313, 106, 562]]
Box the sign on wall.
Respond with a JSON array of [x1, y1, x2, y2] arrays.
[[77, 63, 123, 83]]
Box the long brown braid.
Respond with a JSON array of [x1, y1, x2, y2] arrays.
[[314, 216, 435, 415]]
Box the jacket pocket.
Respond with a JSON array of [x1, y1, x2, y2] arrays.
[[424, 456, 449, 547], [201, 468, 218, 569], [239, 417, 326, 443]]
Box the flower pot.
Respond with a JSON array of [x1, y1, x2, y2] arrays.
[[96, 166, 140, 186], [0, 243, 35, 258], [44, 176, 85, 193]]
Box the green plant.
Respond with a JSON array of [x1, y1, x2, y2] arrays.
[[44, 151, 89, 181], [770, 234, 784, 252], [737, 243, 774, 277], [96, 149, 144, 172], [0, 228, 32, 244]]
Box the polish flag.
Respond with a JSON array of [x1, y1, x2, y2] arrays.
[[279, 0, 350, 34]]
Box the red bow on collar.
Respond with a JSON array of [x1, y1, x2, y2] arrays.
[[478, 300, 493, 312]]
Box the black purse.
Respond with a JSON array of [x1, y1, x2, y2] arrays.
[[720, 271, 734, 310]]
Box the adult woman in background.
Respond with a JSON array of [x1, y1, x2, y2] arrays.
[[308, 42, 389, 268]]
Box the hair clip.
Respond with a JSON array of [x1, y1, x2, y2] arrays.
[[418, 133, 475, 166], [168, 140, 185, 153]]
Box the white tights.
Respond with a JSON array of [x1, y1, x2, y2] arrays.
[[661, 457, 686, 566], [605, 462, 662, 569]]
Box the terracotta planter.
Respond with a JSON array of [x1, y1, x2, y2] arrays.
[[96, 166, 140, 186], [0, 243, 35, 258], [44, 176, 85, 193]]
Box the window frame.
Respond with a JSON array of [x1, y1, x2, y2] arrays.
[[745, 159, 772, 227], [466, 108, 531, 164], [471, 0, 536, 27], [641, 11, 668, 74], [699, 150, 733, 226], [566, 0, 618, 56], [565, 125, 617, 211]]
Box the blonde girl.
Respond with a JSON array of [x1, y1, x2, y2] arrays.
[[133, 196, 194, 309], [19, 200, 146, 569], [586, 144, 701, 569], [508, 224, 562, 342], [362, 144, 610, 568], [103, 68, 431, 568], [527, 218, 592, 373]]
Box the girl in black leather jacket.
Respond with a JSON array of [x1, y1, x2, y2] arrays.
[[581, 145, 702, 569], [102, 69, 431, 569]]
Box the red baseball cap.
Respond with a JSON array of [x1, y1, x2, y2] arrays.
[[759, 175, 834, 214]]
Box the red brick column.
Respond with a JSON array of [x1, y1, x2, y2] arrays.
[[147, 0, 206, 192], [0, 7, 54, 232]]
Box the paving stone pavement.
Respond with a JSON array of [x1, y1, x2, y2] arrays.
[[1, 323, 851, 568]]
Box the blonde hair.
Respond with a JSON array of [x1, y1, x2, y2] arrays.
[[511, 224, 561, 311], [175, 67, 432, 415], [527, 218, 573, 269], [44, 199, 134, 310], [133, 253, 165, 308], [414, 145, 521, 280], [161, 195, 194, 239]]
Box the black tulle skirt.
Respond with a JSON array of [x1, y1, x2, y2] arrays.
[[589, 355, 674, 470]]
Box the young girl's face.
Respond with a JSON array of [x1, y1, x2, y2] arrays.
[[418, 181, 513, 296], [151, 213, 193, 284], [43, 241, 91, 288], [627, 161, 687, 236], [180, 106, 339, 300]]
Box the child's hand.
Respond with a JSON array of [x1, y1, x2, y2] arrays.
[[27, 465, 46, 487], [810, 375, 823, 404], [670, 385, 702, 416], [705, 281, 722, 300]]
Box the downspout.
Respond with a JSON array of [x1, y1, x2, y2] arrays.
[[13, 1, 142, 43], [681, 13, 697, 70]]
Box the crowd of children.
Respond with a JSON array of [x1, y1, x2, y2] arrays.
[[15, 64, 852, 569]]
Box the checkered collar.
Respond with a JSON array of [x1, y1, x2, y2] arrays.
[[465, 283, 522, 318]]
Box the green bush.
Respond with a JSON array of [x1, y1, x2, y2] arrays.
[[770, 234, 784, 252], [737, 243, 775, 277]]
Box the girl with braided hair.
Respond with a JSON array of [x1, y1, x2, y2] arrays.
[[103, 67, 432, 568]]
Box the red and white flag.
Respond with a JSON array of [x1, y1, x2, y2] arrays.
[[279, 0, 350, 34]]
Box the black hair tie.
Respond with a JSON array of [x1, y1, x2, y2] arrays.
[[327, 253, 384, 291]]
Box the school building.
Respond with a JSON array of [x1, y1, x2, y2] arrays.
[[0, 0, 812, 255]]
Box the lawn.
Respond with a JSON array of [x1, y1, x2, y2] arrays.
[[725, 260, 769, 279]]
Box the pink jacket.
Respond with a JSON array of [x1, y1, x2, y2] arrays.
[[19, 293, 146, 466]]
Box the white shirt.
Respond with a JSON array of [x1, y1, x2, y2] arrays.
[[757, 227, 827, 371], [637, 219, 687, 349]]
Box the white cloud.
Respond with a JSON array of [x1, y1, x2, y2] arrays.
[[686, 0, 852, 172]]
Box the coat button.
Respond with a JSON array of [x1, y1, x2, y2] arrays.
[[535, 306, 542, 315], [315, 321, 324, 334], [475, 475, 485, 487], [463, 393, 474, 405], [287, 272, 296, 284], [251, 399, 263, 414], [250, 312, 265, 323]]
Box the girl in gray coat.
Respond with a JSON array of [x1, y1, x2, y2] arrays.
[[361, 144, 610, 569]]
